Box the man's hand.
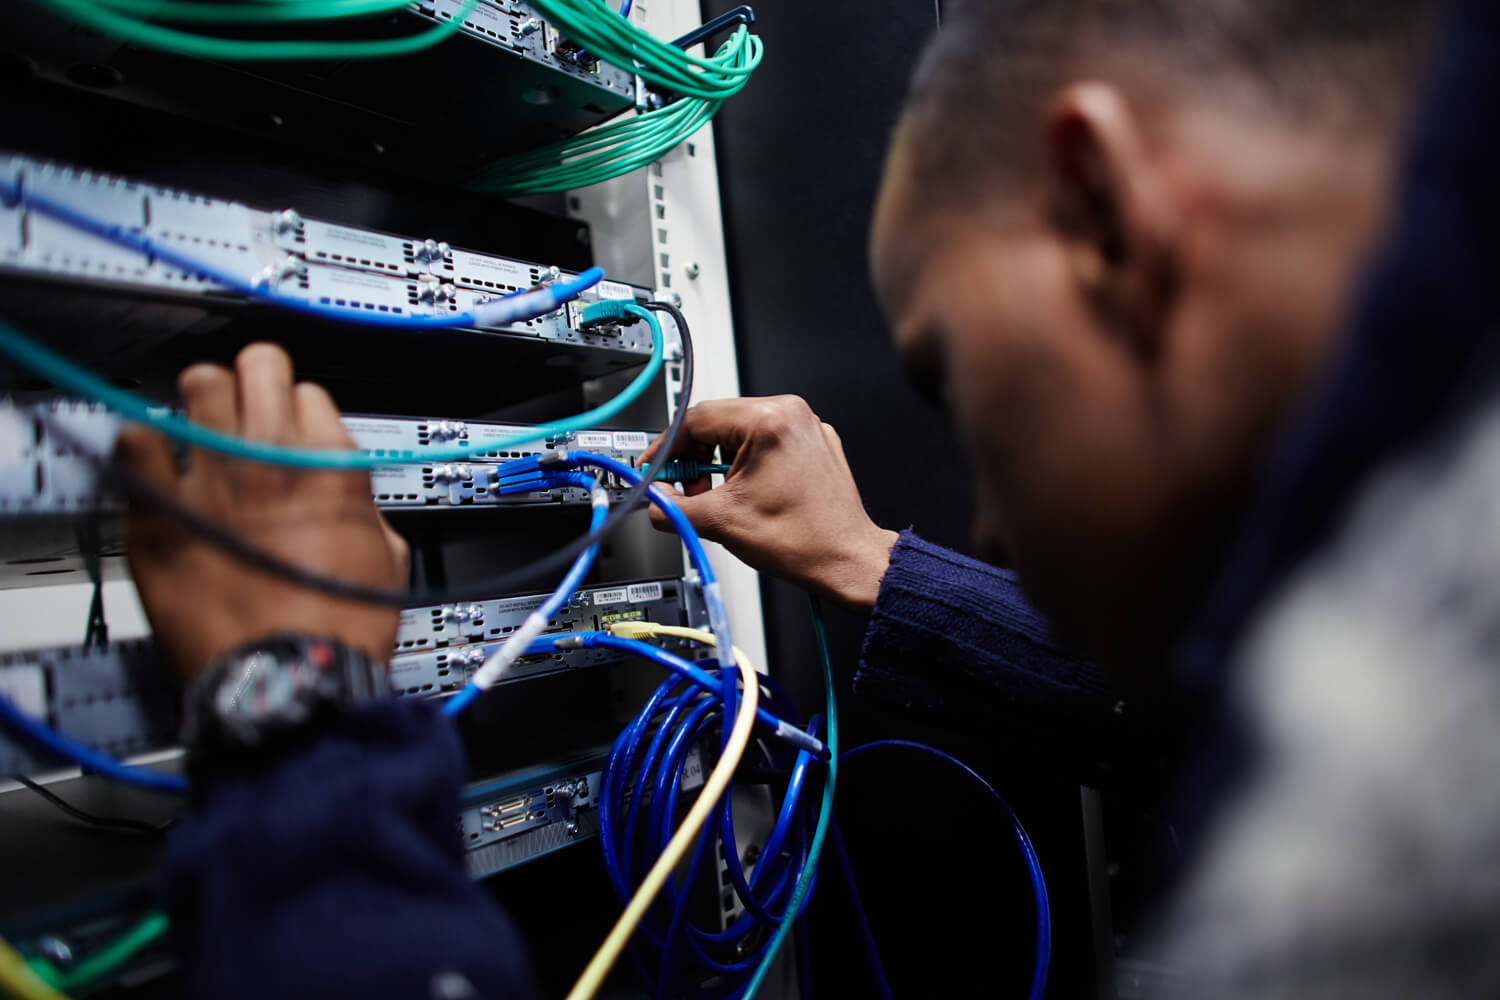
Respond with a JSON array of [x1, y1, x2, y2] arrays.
[[117, 343, 408, 682], [641, 396, 898, 613]]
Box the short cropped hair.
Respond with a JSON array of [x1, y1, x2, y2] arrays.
[[901, 0, 1441, 208]]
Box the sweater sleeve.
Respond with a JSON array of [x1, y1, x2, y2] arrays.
[[855, 531, 1116, 760], [160, 698, 539, 1000]]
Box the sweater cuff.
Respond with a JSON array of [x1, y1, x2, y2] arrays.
[[856, 530, 1112, 728]]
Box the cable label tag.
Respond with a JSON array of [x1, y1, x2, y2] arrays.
[[612, 431, 649, 452], [597, 280, 635, 302], [680, 747, 705, 792], [575, 432, 613, 449], [627, 582, 662, 604], [593, 588, 629, 606], [0, 665, 46, 718]]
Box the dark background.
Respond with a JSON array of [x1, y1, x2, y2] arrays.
[[701, 1, 1106, 996]]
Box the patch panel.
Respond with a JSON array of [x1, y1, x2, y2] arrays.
[[0, 577, 706, 775], [0, 155, 658, 354], [0, 399, 659, 516]]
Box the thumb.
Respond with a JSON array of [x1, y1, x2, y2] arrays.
[[648, 481, 734, 544]]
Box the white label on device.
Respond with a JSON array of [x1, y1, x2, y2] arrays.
[[612, 432, 649, 452], [575, 432, 612, 449], [0, 666, 46, 718], [627, 582, 663, 604], [593, 588, 629, 606], [597, 280, 635, 302]]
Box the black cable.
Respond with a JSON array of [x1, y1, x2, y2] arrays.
[[73, 299, 695, 608], [8, 774, 171, 837]]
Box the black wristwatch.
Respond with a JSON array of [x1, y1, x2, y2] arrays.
[[184, 633, 389, 780]]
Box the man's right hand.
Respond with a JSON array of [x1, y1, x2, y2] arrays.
[[641, 396, 898, 613]]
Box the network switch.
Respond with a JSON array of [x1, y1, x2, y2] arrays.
[[8, 2, 639, 170], [0, 577, 704, 776], [0, 155, 658, 353], [0, 399, 659, 517]]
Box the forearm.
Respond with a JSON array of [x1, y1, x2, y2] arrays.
[[161, 699, 538, 1000]]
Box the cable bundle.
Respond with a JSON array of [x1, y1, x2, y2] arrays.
[[27, 0, 482, 61], [28, 0, 764, 194], [466, 6, 763, 196], [598, 646, 827, 999]]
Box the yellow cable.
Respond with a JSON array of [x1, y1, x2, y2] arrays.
[[564, 625, 760, 1000], [607, 621, 752, 672], [0, 938, 68, 1000]]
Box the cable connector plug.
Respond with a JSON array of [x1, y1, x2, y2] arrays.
[[648, 459, 732, 483], [538, 447, 572, 470], [577, 298, 636, 330], [606, 621, 659, 641]]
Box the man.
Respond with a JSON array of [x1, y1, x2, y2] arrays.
[[119, 0, 1499, 995]]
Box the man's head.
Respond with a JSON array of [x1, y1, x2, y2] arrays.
[[871, 0, 1437, 670]]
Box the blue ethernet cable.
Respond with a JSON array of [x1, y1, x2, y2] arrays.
[[598, 658, 825, 998], [559, 450, 733, 663], [443, 471, 608, 716], [0, 694, 188, 795], [838, 739, 1052, 1000], [0, 178, 601, 331], [740, 594, 837, 1000], [0, 302, 663, 470]]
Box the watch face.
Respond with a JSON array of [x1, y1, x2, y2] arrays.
[[216, 648, 321, 721]]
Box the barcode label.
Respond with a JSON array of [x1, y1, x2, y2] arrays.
[[593, 588, 629, 606], [627, 582, 663, 604], [575, 432, 612, 449], [612, 432, 649, 451]]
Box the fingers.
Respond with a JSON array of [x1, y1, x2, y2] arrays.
[[647, 479, 732, 543], [293, 381, 355, 448], [643, 395, 819, 466], [236, 343, 296, 443], [378, 512, 410, 585], [115, 426, 178, 494], [178, 362, 238, 476], [179, 363, 238, 433], [822, 422, 854, 477]]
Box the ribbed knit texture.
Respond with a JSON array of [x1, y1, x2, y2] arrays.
[[856, 530, 1113, 746]]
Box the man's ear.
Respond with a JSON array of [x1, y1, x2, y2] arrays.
[[1044, 83, 1179, 358]]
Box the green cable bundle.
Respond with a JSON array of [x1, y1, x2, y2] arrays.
[[29, 0, 482, 60], [28, 0, 763, 192], [466, 24, 761, 196], [528, 0, 757, 101]]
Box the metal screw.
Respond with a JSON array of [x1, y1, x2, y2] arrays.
[[518, 17, 542, 36], [684, 261, 701, 280], [670, 292, 683, 308], [566, 820, 581, 837]]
